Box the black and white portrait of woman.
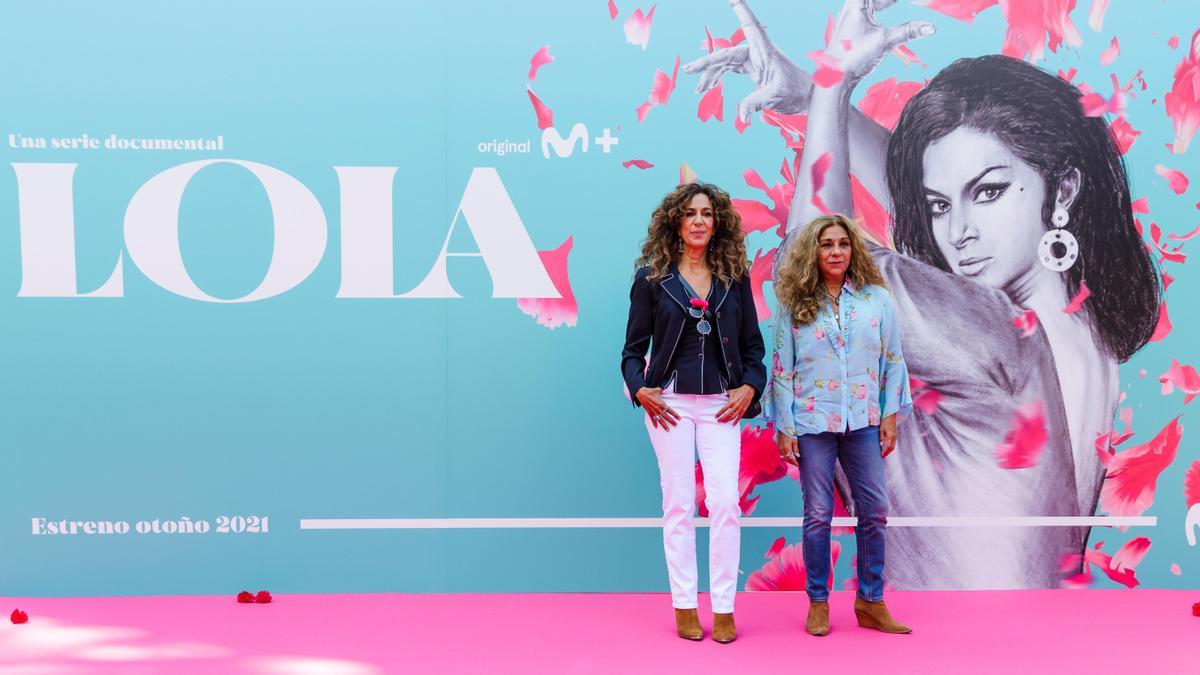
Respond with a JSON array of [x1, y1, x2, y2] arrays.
[[687, 0, 1162, 589]]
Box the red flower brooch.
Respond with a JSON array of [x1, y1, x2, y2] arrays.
[[689, 298, 709, 312]]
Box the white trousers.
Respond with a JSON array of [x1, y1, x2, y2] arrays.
[[645, 390, 742, 613]]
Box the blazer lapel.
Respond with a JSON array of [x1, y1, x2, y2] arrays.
[[658, 270, 691, 313]]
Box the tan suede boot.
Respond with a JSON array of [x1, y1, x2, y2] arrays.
[[675, 608, 703, 641], [712, 612, 736, 643], [806, 600, 830, 636], [853, 597, 912, 634]]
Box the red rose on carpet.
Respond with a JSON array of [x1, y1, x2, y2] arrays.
[[1193, 602, 1200, 617], [10, 609, 28, 624], [254, 591, 273, 604], [237, 591, 255, 604]]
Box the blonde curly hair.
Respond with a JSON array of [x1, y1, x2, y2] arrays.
[[776, 214, 886, 325], [635, 182, 748, 284]]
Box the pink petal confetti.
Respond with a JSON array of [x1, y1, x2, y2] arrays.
[[745, 541, 840, 591], [1149, 301, 1172, 342], [911, 376, 943, 415], [1159, 359, 1200, 404], [1083, 544, 1140, 588], [1110, 536, 1151, 573], [623, 4, 655, 49], [702, 26, 747, 51], [1100, 415, 1184, 516], [733, 199, 780, 235], [635, 101, 654, 123], [1161, 270, 1175, 290], [1170, 563, 1182, 575], [1155, 164, 1190, 194], [1168, 223, 1200, 241], [649, 56, 680, 105], [517, 236, 577, 329], [995, 400, 1048, 469], [810, 152, 833, 214], [1149, 222, 1187, 263], [622, 159, 654, 169], [1130, 195, 1149, 213], [760, 109, 808, 149], [608, 0, 618, 20], [526, 87, 554, 130], [749, 248, 777, 321], [1012, 308, 1038, 337], [1099, 36, 1120, 65], [734, 104, 750, 133], [824, 13, 834, 47], [917, 0, 998, 23], [999, 0, 1083, 63], [699, 425, 793, 518], [1059, 67, 1078, 82], [697, 80, 724, 122], [851, 174, 893, 247], [1168, 35, 1180, 50], [1165, 30, 1200, 154], [808, 50, 845, 88], [1063, 280, 1091, 313], [1185, 460, 1200, 506], [766, 536, 786, 559], [679, 162, 697, 185], [858, 78, 925, 131], [891, 44, 927, 67], [1088, 0, 1109, 31], [528, 45, 554, 81]]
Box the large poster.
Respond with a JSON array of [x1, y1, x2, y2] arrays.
[[2, 0, 1196, 595]]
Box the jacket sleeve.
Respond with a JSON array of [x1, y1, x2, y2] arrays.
[[767, 301, 798, 438], [878, 290, 913, 420], [621, 270, 653, 407], [736, 273, 767, 397]]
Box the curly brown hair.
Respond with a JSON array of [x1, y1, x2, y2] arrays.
[[635, 182, 748, 284], [776, 214, 887, 325]]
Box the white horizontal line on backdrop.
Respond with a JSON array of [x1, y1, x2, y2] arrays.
[[299, 516, 1155, 529]]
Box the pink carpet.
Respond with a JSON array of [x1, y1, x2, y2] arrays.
[[1, 591, 1195, 673]]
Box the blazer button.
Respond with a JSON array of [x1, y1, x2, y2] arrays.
[[722, 337, 729, 344], [727, 361, 733, 368], [716, 312, 721, 318]]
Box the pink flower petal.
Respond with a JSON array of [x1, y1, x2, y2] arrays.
[[648, 55, 680, 106], [1168, 35, 1180, 50], [528, 46, 554, 81], [1149, 222, 1187, 263], [1155, 164, 1190, 194], [1170, 563, 1182, 575], [526, 87, 554, 130], [746, 541, 840, 591], [917, 0, 999, 23], [1149, 301, 1172, 342], [1109, 536, 1151, 573], [697, 80, 724, 122], [622, 159, 654, 169], [1185, 460, 1200, 506], [1063, 280, 1092, 313], [679, 162, 697, 185], [1012, 308, 1039, 337], [1083, 546, 1139, 588], [1130, 195, 1149, 213], [808, 50, 845, 88], [623, 4, 655, 49], [516, 237, 577, 329], [1100, 415, 1184, 516], [858, 78, 925, 131], [914, 388, 942, 415], [1164, 29, 1200, 154], [749, 248, 777, 321], [608, 0, 618, 20], [891, 44, 927, 67], [734, 104, 750, 133], [995, 400, 1048, 469], [1099, 36, 1119, 66], [1168, 224, 1200, 241], [766, 536, 786, 559], [999, 0, 1083, 63], [1088, 0, 1109, 32], [810, 152, 833, 214], [732, 199, 779, 235], [850, 174, 893, 247], [635, 101, 654, 123], [824, 13, 834, 47], [1159, 359, 1200, 404]]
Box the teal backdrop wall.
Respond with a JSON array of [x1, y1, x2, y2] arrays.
[[2, 0, 1198, 596]]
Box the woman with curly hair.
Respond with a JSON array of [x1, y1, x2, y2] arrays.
[[769, 214, 912, 636], [620, 182, 766, 643]]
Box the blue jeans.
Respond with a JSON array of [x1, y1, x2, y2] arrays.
[[798, 425, 888, 602]]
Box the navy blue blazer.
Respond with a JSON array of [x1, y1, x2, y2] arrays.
[[621, 265, 767, 418]]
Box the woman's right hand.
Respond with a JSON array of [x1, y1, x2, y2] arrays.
[[637, 387, 681, 429], [776, 432, 799, 466]]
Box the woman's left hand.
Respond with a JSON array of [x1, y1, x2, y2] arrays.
[[880, 413, 898, 457], [716, 384, 755, 424]]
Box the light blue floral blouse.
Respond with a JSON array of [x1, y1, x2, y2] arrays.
[[766, 282, 912, 438]]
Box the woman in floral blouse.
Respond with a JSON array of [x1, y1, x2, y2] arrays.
[[768, 213, 912, 637]]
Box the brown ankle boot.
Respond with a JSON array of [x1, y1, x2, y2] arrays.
[[674, 608, 703, 641], [853, 597, 912, 634], [712, 612, 736, 643], [806, 600, 830, 636]]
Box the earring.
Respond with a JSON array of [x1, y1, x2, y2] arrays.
[[1038, 207, 1079, 272]]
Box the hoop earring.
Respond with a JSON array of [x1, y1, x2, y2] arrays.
[[1038, 207, 1079, 272]]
